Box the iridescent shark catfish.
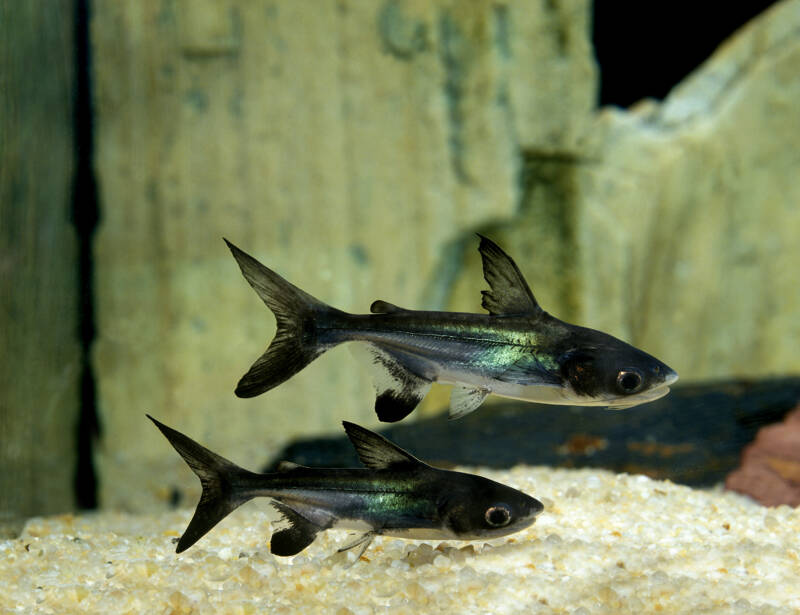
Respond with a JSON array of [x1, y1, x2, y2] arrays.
[[225, 235, 678, 422], [148, 416, 543, 558]]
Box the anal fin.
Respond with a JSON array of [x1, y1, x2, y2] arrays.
[[351, 344, 432, 423], [270, 501, 323, 556], [449, 386, 489, 420]]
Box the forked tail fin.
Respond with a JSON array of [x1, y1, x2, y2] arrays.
[[225, 239, 345, 398], [148, 415, 255, 553]]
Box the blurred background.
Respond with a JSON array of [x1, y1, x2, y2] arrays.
[[2, 0, 798, 531]]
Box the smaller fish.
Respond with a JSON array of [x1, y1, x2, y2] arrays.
[[148, 415, 543, 559]]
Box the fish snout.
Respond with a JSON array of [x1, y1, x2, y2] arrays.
[[649, 362, 678, 388], [524, 496, 545, 522], [662, 367, 679, 386]]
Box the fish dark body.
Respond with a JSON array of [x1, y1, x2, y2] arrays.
[[226, 236, 677, 422], [148, 416, 543, 557]]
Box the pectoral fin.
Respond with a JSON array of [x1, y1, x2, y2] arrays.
[[449, 386, 489, 419], [337, 531, 377, 567], [269, 501, 324, 556], [351, 344, 432, 422], [338, 531, 376, 554]]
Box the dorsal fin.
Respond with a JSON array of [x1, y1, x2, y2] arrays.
[[342, 422, 426, 470], [370, 300, 410, 314], [477, 234, 543, 317]]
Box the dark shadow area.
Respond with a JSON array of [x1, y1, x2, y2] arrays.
[[593, 0, 778, 108], [72, 0, 101, 510], [268, 378, 800, 487]]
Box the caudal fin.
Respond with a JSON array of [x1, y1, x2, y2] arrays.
[[225, 239, 344, 398], [148, 415, 254, 553]]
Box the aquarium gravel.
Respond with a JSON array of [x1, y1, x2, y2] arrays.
[[2, 466, 799, 615]]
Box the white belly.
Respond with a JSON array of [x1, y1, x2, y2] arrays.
[[332, 519, 456, 541], [435, 367, 572, 405]]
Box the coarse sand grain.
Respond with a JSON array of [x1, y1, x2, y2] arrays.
[[2, 466, 799, 614]]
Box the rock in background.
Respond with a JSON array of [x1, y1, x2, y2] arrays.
[[90, 0, 596, 511], [449, 0, 800, 384], [90, 0, 800, 512], [0, 1, 80, 528], [726, 404, 800, 506]]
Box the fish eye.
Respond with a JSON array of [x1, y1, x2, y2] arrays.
[[616, 369, 643, 394], [485, 505, 511, 527]]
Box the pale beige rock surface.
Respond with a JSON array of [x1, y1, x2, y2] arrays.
[[576, 0, 800, 382], [90, 0, 800, 514], [449, 0, 800, 385], [2, 467, 799, 614], [90, 0, 596, 511], [0, 1, 80, 526]]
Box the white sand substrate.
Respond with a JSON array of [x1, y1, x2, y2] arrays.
[[2, 466, 799, 615]]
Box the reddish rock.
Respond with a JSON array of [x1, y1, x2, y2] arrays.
[[726, 405, 800, 506]]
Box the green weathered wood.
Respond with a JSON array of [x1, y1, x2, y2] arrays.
[[0, 0, 80, 533]]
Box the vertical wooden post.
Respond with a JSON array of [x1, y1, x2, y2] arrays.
[[0, 0, 80, 531]]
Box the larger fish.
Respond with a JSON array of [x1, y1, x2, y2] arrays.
[[226, 236, 678, 422], [148, 416, 543, 558]]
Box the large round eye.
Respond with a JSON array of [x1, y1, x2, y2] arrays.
[[616, 369, 643, 394], [485, 505, 511, 527]]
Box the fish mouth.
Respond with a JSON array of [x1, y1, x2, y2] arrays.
[[564, 382, 674, 409], [602, 385, 671, 409]]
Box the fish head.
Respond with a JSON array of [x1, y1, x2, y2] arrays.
[[556, 327, 678, 409], [440, 474, 544, 539]]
